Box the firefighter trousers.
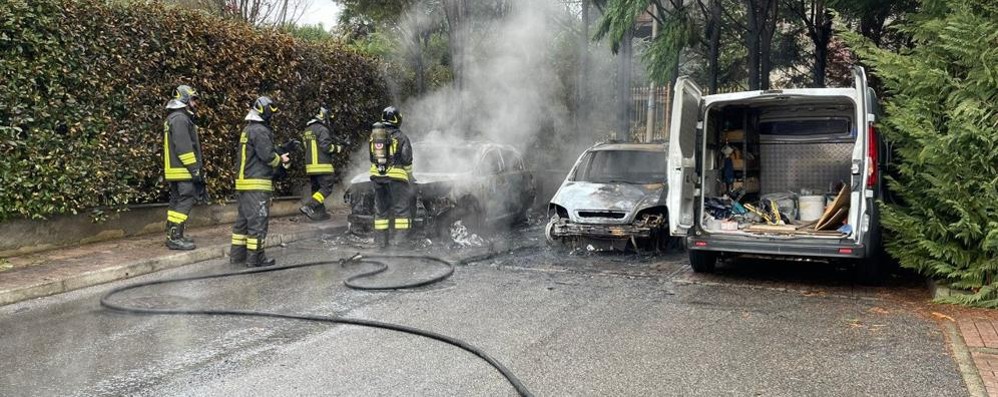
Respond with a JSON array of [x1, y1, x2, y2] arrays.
[[231, 190, 271, 254], [306, 174, 336, 207], [167, 181, 196, 225], [373, 178, 412, 236]]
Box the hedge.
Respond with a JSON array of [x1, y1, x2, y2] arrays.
[[0, 0, 389, 221]]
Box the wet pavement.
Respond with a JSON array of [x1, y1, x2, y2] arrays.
[[0, 222, 969, 396]]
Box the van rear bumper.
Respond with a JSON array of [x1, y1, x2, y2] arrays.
[[687, 235, 867, 259]]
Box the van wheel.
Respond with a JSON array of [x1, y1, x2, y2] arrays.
[[689, 250, 717, 273], [856, 255, 888, 285]]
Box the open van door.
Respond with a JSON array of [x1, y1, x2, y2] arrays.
[[667, 77, 702, 237]]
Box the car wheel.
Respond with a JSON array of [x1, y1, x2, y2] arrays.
[[689, 250, 717, 273], [544, 217, 560, 245]]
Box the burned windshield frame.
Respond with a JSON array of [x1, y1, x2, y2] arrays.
[[571, 150, 667, 184]]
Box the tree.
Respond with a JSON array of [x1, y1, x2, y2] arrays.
[[167, 0, 313, 25], [783, 0, 832, 87], [846, 0, 998, 307]]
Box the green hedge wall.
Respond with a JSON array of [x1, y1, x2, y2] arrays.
[[0, 0, 388, 221]]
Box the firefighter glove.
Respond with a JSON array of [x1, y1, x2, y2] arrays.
[[189, 168, 204, 184]]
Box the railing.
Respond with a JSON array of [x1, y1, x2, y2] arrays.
[[629, 85, 671, 142]]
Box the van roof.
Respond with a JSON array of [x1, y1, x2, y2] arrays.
[[591, 142, 667, 152], [703, 88, 857, 106]]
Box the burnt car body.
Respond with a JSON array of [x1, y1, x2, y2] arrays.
[[344, 141, 536, 235], [546, 142, 671, 250]]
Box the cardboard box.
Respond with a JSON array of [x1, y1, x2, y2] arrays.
[[724, 129, 745, 142]]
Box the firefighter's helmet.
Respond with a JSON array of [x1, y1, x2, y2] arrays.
[[314, 106, 333, 126], [166, 85, 199, 109], [381, 106, 402, 127], [252, 96, 280, 122]]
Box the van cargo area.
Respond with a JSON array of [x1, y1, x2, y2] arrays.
[[698, 95, 860, 241]]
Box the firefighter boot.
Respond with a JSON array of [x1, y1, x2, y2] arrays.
[[178, 222, 195, 245], [376, 230, 389, 249], [166, 222, 195, 251], [166, 221, 194, 244], [229, 245, 247, 264], [299, 203, 330, 222], [312, 203, 330, 221], [247, 250, 276, 268]]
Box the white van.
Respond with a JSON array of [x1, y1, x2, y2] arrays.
[[667, 67, 887, 282]]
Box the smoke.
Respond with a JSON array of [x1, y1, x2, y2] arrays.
[[344, 0, 619, 208]]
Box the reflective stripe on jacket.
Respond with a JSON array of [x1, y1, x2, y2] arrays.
[[303, 122, 343, 175], [163, 109, 202, 181], [368, 127, 413, 182], [235, 122, 281, 191]]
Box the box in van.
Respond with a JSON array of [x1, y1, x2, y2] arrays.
[[666, 67, 887, 282]]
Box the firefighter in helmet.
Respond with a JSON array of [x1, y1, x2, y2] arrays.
[[163, 85, 204, 251], [369, 106, 413, 248], [230, 96, 291, 267], [299, 106, 344, 221]]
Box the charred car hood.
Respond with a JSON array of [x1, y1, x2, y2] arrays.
[[550, 181, 667, 224], [349, 172, 469, 185]]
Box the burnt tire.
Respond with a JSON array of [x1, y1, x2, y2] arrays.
[[689, 250, 717, 273]]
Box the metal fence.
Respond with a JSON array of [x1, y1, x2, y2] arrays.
[[629, 85, 671, 142]]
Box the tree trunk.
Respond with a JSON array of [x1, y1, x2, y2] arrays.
[[744, 0, 760, 90], [812, 7, 832, 87], [444, 0, 467, 90], [616, 28, 633, 140], [757, 0, 777, 90], [576, 0, 591, 133], [707, 0, 721, 94], [413, 31, 426, 95]]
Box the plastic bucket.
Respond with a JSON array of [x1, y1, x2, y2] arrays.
[[799, 195, 826, 222]]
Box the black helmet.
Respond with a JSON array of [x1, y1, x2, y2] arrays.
[[381, 106, 402, 127], [166, 85, 199, 109], [313, 106, 333, 126], [252, 96, 280, 122]]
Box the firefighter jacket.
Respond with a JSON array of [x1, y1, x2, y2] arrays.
[[235, 121, 283, 192], [369, 127, 413, 182], [163, 109, 203, 181], [303, 121, 344, 175]]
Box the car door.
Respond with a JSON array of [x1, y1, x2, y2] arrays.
[[667, 77, 703, 237], [500, 149, 534, 217], [476, 148, 507, 221]]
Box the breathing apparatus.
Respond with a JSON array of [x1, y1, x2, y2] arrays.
[[371, 121, 391, 175]]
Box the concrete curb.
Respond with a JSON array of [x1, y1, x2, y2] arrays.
[[0, 224, 346, 307], [930, 279, 973, 300], [945, 321, 989, 397]]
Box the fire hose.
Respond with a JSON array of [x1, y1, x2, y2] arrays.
[[99, 252, 534, 397]]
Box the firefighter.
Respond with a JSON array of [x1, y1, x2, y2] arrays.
[[230, 96, 291, 267], [299, 106, 344, 221], [369, 106, 413, 248], [163, 85, 203, 251]]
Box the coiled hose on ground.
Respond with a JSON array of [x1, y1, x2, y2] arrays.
[[100, 251, 533, 397]]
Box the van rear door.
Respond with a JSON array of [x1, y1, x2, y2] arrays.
[[667, 77, 702, 237]]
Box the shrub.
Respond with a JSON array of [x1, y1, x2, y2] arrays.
[[0, 0, 389, 221], [847, 0, 998, 306]]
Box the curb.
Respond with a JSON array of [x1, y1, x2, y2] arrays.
[[930, 279, 973, 300], [946, 321, 989, 397], [0, 224, 346, 307]]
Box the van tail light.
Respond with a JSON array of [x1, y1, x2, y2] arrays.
[[867, 124, 878, 189]]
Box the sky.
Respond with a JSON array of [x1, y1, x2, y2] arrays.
[[297, 0, 343, 27]]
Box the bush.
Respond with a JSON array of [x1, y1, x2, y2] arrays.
[[847, 1, 998, 306], [0, 0, 389, 221]]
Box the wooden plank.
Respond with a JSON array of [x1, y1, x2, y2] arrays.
[[747, 224, 798, 233], [816, 207, 848, 231], [814, 185, 850, 230]]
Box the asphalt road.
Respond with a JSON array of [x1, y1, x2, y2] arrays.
[[0, 225, 968, 396]]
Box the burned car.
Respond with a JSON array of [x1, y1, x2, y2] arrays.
[[546, 142, 671, 251], [344, 141, 536, 236]]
